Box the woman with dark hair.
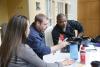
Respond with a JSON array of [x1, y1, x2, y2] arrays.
[[0, 15, 29, 67], [0, 15, 74, 67]]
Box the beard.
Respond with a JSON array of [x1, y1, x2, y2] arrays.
[[58, 24, 65, 29]]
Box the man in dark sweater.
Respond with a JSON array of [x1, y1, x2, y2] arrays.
[[52, 13, 84, 52]]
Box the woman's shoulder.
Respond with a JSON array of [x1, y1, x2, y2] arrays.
[[19, 44, 34, 51], [18, 44, 36, 56]]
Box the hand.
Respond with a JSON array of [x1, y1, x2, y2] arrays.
[[61, 59, 75, 66], [61, 41, 70, 48]]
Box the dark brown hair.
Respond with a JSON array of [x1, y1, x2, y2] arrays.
[[0, 15, 28, 67]]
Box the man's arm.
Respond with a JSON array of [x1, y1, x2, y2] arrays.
[[50, 41, 69, 53], [27, 34, 51, 59], [70, 20, 84, 37]]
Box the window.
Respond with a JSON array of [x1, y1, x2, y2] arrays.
[[65, 4, 68, 18], [36, 2, 40, 10], [46, 0, 52, 26], [58, 2, 63, 13]]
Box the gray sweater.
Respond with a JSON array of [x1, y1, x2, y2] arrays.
[[8, 44, 63, 67]]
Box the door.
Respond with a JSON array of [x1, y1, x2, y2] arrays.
[[78, 0, 100, 38], [65, 3, 68, 18]]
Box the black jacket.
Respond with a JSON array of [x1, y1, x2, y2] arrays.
[[52, 20, 84, 45]]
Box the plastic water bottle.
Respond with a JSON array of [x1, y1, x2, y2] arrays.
[[80, 45, 86, 64], [70, 43, 78, 60]]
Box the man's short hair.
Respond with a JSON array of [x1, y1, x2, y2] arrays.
[[57, 13, 66, 20], [34, 14, 48, 23]]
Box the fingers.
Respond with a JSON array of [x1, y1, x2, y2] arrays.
[[60, 41, 69, 48], [59, 41, 70, 48], [62, 59, 75, 66], [61, 41, 67, 47], [64, 38, 68, 41], [63, 41, 70, 46], [66, 59, 74, 65]]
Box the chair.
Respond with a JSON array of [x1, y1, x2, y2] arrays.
[[44, 25, 54, 47]]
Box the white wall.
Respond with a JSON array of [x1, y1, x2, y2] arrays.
[[27, 0, 35, 23], [68, 0, 77, 20], [28, 0, 47, 23]]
